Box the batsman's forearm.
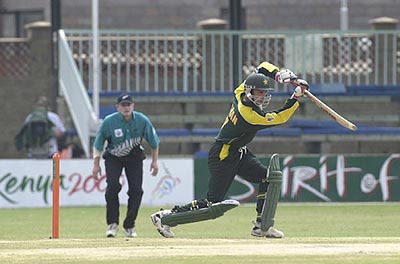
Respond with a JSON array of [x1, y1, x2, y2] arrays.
[[256, 61, 280, 79]]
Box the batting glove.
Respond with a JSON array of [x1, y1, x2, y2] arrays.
[[295, 79, 309, 89], [275, 69, 297, 83], [290, 84, 309, 100]]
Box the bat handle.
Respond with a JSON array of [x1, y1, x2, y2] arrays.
[[291, 78, 310, 89]]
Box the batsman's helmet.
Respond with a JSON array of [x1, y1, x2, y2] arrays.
[[244, 73, 274, 110]]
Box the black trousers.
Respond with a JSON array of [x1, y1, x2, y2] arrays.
[[104, 151, 144, 229], [171, 142, 270, 220], [207, 142, 269, 218]]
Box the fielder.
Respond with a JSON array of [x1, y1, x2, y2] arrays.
[[151, 61, 308, 238]]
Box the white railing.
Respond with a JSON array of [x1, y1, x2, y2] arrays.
[[63, 29, 400, 94], [59, 30, 99, 157]]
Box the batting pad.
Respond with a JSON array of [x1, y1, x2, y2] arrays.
[[161, 200, 239, 227], [261, 153, 283, 231]]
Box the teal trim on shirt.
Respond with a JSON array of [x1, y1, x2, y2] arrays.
[[94, 111, 159, 157]]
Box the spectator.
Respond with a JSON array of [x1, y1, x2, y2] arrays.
[[15, 96, 66, 158], [60, 135, 86, 159]]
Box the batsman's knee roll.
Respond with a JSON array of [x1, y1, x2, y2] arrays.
[[261, 153, 282, 231]]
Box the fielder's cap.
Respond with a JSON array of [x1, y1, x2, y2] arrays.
[[117, 94, 134, 104]]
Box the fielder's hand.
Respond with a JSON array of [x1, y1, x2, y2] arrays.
[[150, 161, 159, 176], [275, 69, 297, 83], [92, 164, 102, 181]]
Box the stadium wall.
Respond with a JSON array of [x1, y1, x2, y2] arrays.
[[0, 22, 54, 158], [2, 0, 400, 31], [0, 158, 194, 208], [0, 154, 399, 208]]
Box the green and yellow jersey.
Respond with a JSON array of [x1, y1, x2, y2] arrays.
[[215, 61, 299, 160]]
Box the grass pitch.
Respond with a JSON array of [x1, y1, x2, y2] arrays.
[[1, 203, 400, 263]]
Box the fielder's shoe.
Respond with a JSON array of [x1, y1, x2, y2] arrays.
[[124, 227, 137, 238], [265, 226, 284, 238], [150, 209, 174, 238], [106, 223, 118, 237], [251, 221, 284, 238]]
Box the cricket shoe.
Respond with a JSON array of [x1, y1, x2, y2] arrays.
[[251, 221, 284, 238], [106, 223, 119, 237], [150, 209, 174, 238], [124, 227, 137, 238]]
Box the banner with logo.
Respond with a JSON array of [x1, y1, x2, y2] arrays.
[[194, 154, 400, 202], [0, 158, 193, 208]]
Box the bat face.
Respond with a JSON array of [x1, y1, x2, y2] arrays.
[[290, 79, 357, 131], [304, 90, 358, 131]]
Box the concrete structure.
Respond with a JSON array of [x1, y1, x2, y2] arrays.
[[0, 22, 57, 158], [1, 0, 400, 32], [1, 1, 400, 158]]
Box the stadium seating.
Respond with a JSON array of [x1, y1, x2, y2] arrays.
[[97, 89, 400, 155]]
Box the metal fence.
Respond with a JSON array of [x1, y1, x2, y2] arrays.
[[64, 29, 400, 94], [0, 38, 30, 78]]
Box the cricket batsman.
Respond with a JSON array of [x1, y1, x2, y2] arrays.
[[151, 61, 308, 238]]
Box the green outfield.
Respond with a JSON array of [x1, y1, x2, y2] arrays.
[[1, 203, 400, 263]]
